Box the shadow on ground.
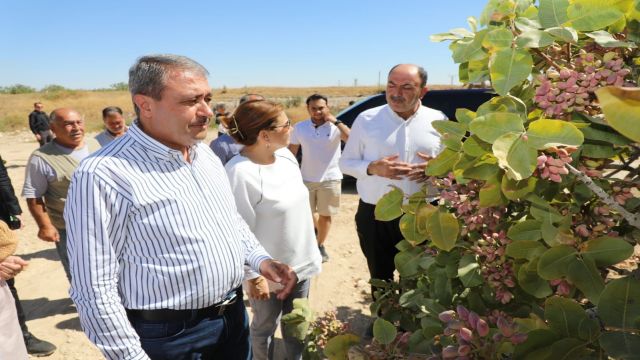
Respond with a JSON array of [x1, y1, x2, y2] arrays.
[[335, 305, 373, 338], [57, 316, 83, 331], [19, 248, 60, 261], [22, 297, 76, 321]]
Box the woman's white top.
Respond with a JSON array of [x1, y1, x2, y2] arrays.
[[225, 148, 322, 281]]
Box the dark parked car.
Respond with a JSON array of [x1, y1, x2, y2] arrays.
[[334, 88, 496, 183], [336, 88, 495, 127]]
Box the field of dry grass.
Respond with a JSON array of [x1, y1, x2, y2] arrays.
[[0, 85, 457, 132]]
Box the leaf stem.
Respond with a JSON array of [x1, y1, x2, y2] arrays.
[[532, 48, 563, 70]]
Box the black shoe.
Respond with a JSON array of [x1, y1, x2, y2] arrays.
[[319, 245, 330, 263], [24, 332, 56, 357]]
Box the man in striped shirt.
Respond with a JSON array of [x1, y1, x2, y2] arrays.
[[64, 54, 297, 360]]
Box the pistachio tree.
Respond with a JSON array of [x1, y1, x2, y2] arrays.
[[369, 0, 640, 358]]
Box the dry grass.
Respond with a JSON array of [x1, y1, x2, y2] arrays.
[[0, 85, 456, 132]]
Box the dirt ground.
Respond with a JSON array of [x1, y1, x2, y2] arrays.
[[1, 130, 373, 359]]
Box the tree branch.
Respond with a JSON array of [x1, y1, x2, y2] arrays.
[[532, 48, 564, 70], [565, 163, 640, 229]]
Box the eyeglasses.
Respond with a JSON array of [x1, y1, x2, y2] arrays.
[[269, 119, 291, 130]]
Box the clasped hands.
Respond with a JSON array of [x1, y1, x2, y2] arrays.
[[247, 259, 298, 301], [367, 152, 433, 182]]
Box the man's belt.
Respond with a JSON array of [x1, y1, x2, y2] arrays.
[[126, 287, 239, 322]]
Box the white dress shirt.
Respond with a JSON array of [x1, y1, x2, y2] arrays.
[[64, 122, 271, 360], [289, 120, 343, 182], [339, 105, 446, 205]]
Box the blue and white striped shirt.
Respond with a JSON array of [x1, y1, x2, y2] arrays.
[[64, 123, 271, 360]]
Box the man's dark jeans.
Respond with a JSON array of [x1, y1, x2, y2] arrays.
[[129, 290, 252, 360]]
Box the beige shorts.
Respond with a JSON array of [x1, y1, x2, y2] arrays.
[[304, 180, 341, 216]]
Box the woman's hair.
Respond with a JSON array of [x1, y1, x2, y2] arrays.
[[224, 100, 284, 146]]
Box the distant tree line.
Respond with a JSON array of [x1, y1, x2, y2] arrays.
[[0, 82, 129, 94]]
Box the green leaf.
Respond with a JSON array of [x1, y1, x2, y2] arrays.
[[581, 143, 620, 158], [452, 30, 489, 64], [470, 112, 525, 143], [399, 213, 428, 245], [548, 338, 589, 358], [428, 211, 459, 252], [580, 125, 632, 146], [458, 62, 470, 83], [507, 241, 547, 260], [281, 298, 314, 340], [416, 203, 438, 235], [513, 329, 557, 358], [598, 277, 640, 329], [566, 0, 625, 31], [426, 149, 462, 176], [479, 175, 508, 207], [463, 162, 501, 180], [526, 119, 584, 149], [528, 195, 564, 223], [458, 254, 484, 287], [468, 58, 491, 83], [544, 297, 590, 338], [516, 29, 556, 48], [477, 96, 527, 117], [508, 219, 543, 241], [545, 27, 578, 43], [431, 32, 466, 42], [401, 191, 426, 214], [537, 245, 577, 280], [566, 257, 605, 305], [395, 247, 428, 277], [501, 176, 537, 200], [492, 132, 538, 180], [462, 135, 492, 157], [375, 186, 404, 221], [599, 332, 640, 359], [582, 236, 634, 267], [516, 17, 543, 32], [482, 28, 514, 51], [489, 47, 533, 96], [518, 258, 553, 297], [539, 0, 570, 27], [323, 334, 360, 360], [596, 87, 640, 143], [432, 120, 467, 139], [585, 30, 638, 47], [373, 318, 397, 346], [455, 108, 477, 125]]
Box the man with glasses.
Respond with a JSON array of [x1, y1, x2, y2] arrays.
[[22, 108, 99, 281], [28, 102, 53, 146]]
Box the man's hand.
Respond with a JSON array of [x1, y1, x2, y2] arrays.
[[0, 256, 28, 280], [38, 224, 59, 242], [406, 152, 433, 183], [367, 155, 412, 180], [244, 276, 270, 300], [259, 259, 297, 300], [35, 133, 42, 141], [324, 113, 338, 124]]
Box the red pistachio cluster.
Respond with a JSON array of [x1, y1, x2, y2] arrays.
[[472, 231, 516, 304], [534, 51, 631, 118]]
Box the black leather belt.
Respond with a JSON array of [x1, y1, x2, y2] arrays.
[[126, 288, 239, 322]]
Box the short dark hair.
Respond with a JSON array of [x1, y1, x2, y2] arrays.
[[102, 106, 123, 119], [388, 64, 428, 87], [305, 93, 328, 105]]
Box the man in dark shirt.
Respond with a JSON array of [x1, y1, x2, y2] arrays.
[[28, 102, 53, 146]]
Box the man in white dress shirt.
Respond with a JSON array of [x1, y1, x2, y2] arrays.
[[65, 54, 297, 360], [288, 94, 350, 262], [339, 64, 446, 298]]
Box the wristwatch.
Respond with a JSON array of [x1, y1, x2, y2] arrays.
[[334, 120, 343, 126]]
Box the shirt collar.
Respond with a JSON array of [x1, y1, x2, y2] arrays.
[[386, 104, 423, 125], [128, 121, 198, 162]]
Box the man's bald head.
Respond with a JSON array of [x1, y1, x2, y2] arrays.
[[49, 108, 85, 149], [388, 64, 428, 88]]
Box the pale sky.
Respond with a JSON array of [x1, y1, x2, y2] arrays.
[[0, 1, 488, 89]]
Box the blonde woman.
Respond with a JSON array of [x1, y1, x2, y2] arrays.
[[224, 100, 322, 360]]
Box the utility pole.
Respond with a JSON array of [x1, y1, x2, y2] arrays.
[[378, 71, 381, 90], [354, 78, 358, 87]]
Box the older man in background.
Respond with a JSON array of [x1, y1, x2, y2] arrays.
[[22, 108, 99, 281], [95, 106, 128, 146]]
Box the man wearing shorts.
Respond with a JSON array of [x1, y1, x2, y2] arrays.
[[289, 94, 350, 262]]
